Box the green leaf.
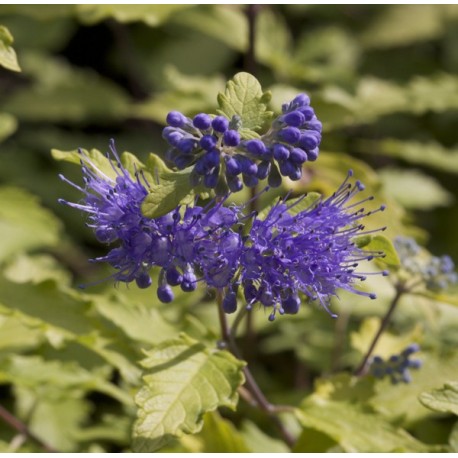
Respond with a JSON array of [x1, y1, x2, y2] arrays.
[[419, 382, 458, 416], [14, 384, 90, 451], [0, 186, 62, 262], [293, 428, 339, 453], [4, 254, 71, 286], [409, 73, 458, 114], [52, 148, 149, 185], [0, 25, 21, 72], [357, 139, 458, 175], [295, 374, 432, 452], [351, 317, 423, 359], [0, 276, 140, 384], [361, 5, 450, 49], [0, 355, 130, 406], [379, 168, 453, 210], [132, 333, 245, 452], [0, 15, 76, 53], [217, 72, 273, 137], [321, 74, 458, 128], [198, 411, 250, 452], [71, 413, 131, 445], [256, 8, 293, 73], [76, 4, 191, 26], [363, 235, 401, 268], [0, 112, 17, 143], [290, 26, 359, 85], [93, 291, 177, 346], [171, 6, 247, 52], [370, 352, 458, 425], [295, 400, 431, 452], [3, 52, 129, 123], [0, 315, 43, 353], [354, 235, 372, 249], [133, 67, 225, 123], [240, 420, 290, 453], [141, 154, 199, 219], [450, 421, 458, 452], [413, 290, 458, 307], [0, 5, 74, 20]]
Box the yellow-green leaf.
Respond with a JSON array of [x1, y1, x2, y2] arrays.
[[0, 112, 17, 143], [141, 154, 198, 219], [217, 72, 273, 135], [76, 4, 191, 26], [0, 186, 62, 262], [0, 25, 21, 72], [363, 235, 400, 268], [133, 333, 245, 452], [419, 382, 458, 416]]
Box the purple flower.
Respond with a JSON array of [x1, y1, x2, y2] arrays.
[[58, 141, 156, 288], [394, 237, 457, 291], [236, 171, 387, 320], [152, 201, 242, 296], [59, 140, 242, 302], [369, 344, 422, 384]]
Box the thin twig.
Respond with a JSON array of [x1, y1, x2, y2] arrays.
[[222, 3, 295, 449], [354, 284, 405, 376], [0, 404, 58, 453], [244, 3, 260, 352], [216, 294, 296, 447], [108, 19, 149, 100], [245, 5, 259, 76], [216, 289, 231, 342], [237, 386, 258, 407]]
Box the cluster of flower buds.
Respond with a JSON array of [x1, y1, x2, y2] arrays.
[[369, 344, 422, 384], [394, 237, 457, 291], [162, 93, 322, 193]]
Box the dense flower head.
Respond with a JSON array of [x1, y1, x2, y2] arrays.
[[59, 141, 388, 321], [394, 237, 457, 291], [162, 93, 322, 193], [369, 344, 422, 384], [58, 140, 242, 302], [230, 171, 388, 321]]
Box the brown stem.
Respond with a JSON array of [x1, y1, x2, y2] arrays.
[[245, 5, 259, 76], [108, 19, 149, 100], [243, 3, 260, 352], [354, 285, 405, 376], [217, 294, 295, 447], [0, 404, 57, 453]]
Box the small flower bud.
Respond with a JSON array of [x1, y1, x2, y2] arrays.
[[212, 116, 229, 133], [166, 111, 187, 128], [193, 113, 212, 130]]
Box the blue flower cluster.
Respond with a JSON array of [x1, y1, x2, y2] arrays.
[[162, 94, 322, 192], [234, 171, 387, 320], [60, 143, 386, 320], [59, 141, 242, 304], [394, 237, 457, 291], [369, 344, 422, 384]]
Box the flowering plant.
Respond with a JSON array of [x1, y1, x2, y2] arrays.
[[55, 73, 456, 452], [1, 5, 457, 454]]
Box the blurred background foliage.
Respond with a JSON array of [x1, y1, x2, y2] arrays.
[[0, 4, 457, 453]]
